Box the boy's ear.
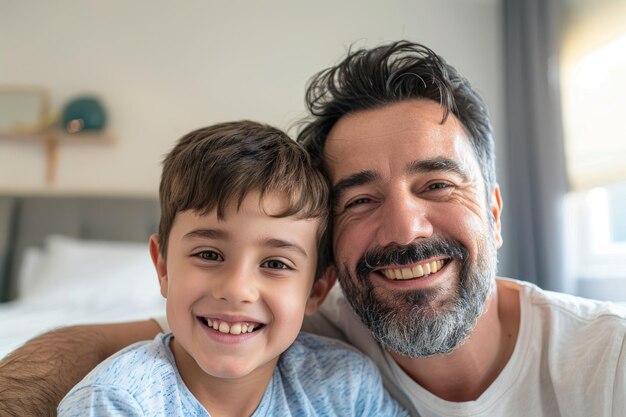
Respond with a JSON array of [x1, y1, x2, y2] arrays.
[[149, 234, 168, 298], [305, 266, 337, 316]]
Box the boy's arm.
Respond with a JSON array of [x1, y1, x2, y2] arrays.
[[0, 320, 161, 417]]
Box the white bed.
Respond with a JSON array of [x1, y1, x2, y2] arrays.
[[0, 195, 165, 359]]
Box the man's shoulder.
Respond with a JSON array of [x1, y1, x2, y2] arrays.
[[503, 279, 626, 415], [512, 278, 625, 372], [513, 278, 626, 325]]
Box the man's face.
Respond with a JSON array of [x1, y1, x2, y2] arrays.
[[323, 99, 503, 357]]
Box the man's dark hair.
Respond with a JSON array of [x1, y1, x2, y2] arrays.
[[297, 40, 496, 194]]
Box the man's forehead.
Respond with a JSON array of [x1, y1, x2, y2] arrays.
[[326, 100, 451, 140], [322, 100, 475, 179]]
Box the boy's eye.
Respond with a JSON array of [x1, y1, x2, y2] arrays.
[[262, 260, 291, 270], [195, 250, 223, 261]]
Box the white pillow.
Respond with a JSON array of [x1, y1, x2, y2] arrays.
[[24, 235, 162, 310], [16, 246, 44, 299]]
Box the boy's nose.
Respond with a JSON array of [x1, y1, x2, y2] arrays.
[[375, 191, 433, 246], [212, 265, 259, 304]]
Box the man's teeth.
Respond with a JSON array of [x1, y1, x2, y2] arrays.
[[206, 319, 257, 335], [381, 259, 445, 280]]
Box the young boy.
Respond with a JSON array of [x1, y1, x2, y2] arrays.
[[57, 121, 408, 416]]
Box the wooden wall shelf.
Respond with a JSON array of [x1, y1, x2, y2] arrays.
[[0, 130, 114, 183]]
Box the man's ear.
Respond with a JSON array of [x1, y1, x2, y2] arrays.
[[490, 184, 504, 248], [305, 266, 337, 316], [149, 234, 168, 298]]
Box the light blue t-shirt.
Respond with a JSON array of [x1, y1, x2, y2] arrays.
[[58, 332, 408, 416]]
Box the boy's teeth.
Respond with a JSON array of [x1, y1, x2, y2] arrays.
[[380, 259, 446, 280], [205, 319, 257, 334], [230, 324, 242, 335], [218, 322, 230, 333]]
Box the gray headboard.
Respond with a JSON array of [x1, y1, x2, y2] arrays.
[[0, 195, 159, 302]]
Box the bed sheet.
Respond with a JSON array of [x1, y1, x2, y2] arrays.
[[0, 235, 165, 359]]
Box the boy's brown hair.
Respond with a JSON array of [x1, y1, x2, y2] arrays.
[[158, 120, 331, 278]]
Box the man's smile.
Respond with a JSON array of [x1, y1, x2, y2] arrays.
[[376, 258, 449, 280]]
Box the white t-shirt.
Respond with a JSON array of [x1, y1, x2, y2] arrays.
[[156, 279, 626, 417]]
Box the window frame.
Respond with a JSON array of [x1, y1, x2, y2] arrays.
[[565, 188, 626, 285]]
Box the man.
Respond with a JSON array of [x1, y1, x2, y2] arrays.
[[1, 41, 625, 417], [295, 41, 625, 416]]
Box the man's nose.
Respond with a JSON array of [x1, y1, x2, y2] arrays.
[[211, 263, 259, 304], [375, 190, 433, 246]]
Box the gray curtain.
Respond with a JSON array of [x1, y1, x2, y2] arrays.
[[502, 0, 569, 292]]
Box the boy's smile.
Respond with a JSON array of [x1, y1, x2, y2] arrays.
[[198, 315, 264, 343], [150, 191, 325, 389], [200, 316, 260, 335]]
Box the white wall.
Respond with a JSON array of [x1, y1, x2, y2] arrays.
[[0, 0, 504, 197]]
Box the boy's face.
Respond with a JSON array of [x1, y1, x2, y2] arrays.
[[150, 191, 331, 383]]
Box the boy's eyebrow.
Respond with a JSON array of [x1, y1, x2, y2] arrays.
[[261, 238, 309, 258], [183, 229, 229, 240], [182, 231, 308, 257]]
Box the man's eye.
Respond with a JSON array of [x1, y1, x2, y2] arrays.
[[195, 251, 223, 261], [345, 197, 371, 208], [262, 260, 291, 270], [426, 182, 452, 191]]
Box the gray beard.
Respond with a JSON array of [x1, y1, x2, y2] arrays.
[[337, 235, 497, 358]]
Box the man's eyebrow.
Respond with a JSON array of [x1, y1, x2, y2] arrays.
[[406, 157, 471, 181], [331, 158, 470, 203], [183, 229, 229, 240], [332, 170, 379, 203], [261, 238, 309, 258]]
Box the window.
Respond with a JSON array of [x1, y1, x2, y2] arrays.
[[561, 0, 626, 301], [565, 184, 626, 301]]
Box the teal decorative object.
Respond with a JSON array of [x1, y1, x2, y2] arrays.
[[62, 96, 107, 133]]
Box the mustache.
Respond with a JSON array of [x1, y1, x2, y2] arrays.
[[355, 237, 468, 278]]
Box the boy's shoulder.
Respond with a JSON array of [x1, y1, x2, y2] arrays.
[[68, 332, 177, 396], [58, 333, 207, 417], [267, 332, 408, 416], [278, 331, 375, 380], [288, 331, 366, 356]]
